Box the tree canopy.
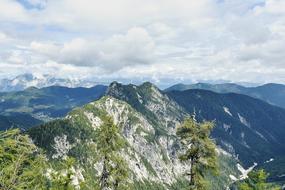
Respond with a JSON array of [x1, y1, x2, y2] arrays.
[[177, 117, 218, 190]]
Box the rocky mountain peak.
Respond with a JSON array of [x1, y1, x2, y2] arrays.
[[29, 94, 240, 189]]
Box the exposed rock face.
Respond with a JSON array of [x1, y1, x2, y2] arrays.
[[29, 82, 240, 189], [106, 82, 188, 131], [72, 96, 189, 184]]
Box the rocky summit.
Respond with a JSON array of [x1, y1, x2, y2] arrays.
[[28, 82, 242, 189]]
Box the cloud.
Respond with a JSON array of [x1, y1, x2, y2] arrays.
[[0, 0, 29, 22], [29, 27, 155, 71], [1, 0, 285, 84], [0, 32, 8, 43]]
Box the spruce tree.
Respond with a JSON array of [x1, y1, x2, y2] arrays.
[[177, 117, 218, 190], [95, 116, 130, 190]]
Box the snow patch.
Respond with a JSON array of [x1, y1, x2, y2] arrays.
[[238, 113, 251, 128], [237, 163, 257, 180], [137, 92, 143, 104], [229, 174, 238, 181], [265, 158, 274, 163], [223, 107, 233, 116], [255, 131, 268, 142]]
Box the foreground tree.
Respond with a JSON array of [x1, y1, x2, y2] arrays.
[[0, 129, 47, 190], [238, 169, 281, 190], [177, 117, 218, 190], [95, 116, 130, 190]]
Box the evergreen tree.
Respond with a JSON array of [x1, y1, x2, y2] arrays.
[[47, 157, 71, 190], [238, 169, 281, 190], [0, 129, 48, 190], [176, 117, 218, 190], [95, 116, 130, 190]]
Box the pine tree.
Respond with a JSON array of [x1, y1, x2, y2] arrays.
[[0, 129, 48, 190], [95, 116, 130, 190], [176, 117, 218, 190]]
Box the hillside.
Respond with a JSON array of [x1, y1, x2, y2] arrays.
[[2, 81, 285, 184], [165, 83, 285, 109], [167, 89, 285, 181], [106, 82, 285, 181], [0, 85, 107, 130], [28, 95, 241, 189]]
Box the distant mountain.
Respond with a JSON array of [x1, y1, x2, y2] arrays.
[[165, 83, 285, 109], [0, 73, 99, 92], [0, 113, 41, 131], [0, 85, 107, 130], [167, 89, 285, 181]]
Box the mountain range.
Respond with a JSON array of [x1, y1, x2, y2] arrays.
[[1, 81, 285, 187], [166, 83, 285, 109], [0, 85, 107, 129], [27, 82, 242, 189], [0, 73, 100, 92]]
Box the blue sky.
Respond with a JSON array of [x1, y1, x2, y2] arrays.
[[0, 0, 285, 85]]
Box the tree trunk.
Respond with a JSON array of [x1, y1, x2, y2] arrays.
[[189, 157, 195, 188], [100, 157, 109, 190]]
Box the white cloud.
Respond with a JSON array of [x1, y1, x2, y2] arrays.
[[0, 32, 8, 43], [0, 0, 29, 22], [29, 27, 155, 71], [1, 0, 285, 84]]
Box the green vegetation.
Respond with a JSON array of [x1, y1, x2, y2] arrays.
[[177, 117, 219, 190], [1, 90, 267, 190], [95, 116, 130, 189], [238, 169, 281, 190], [47, 157, 85, 190], [0, 85, 107, 130], [0, 129, 86, 190], [0, 129, 47, 190]]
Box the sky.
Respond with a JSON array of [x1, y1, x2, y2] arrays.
[[0, 0, 285, 85]]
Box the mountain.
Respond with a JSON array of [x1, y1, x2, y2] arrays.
[[106, 82, 285, 181], [0, 113, 42, 131], [165, 83, 285, 109], [165, 83, 246, 93], [167, 89, 285, 181], [28, 91, 241, 189], [0, 73, 100, 92], [0, 85, 107, 130], [3, 81, 285, 185]]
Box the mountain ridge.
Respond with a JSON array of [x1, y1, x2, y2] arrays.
[[28, 93, 241, 189], [0, 85, 107, 130], [106, 82, 285, 181], [165, 82, 285, 109], [0, 73, 101, 92]]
